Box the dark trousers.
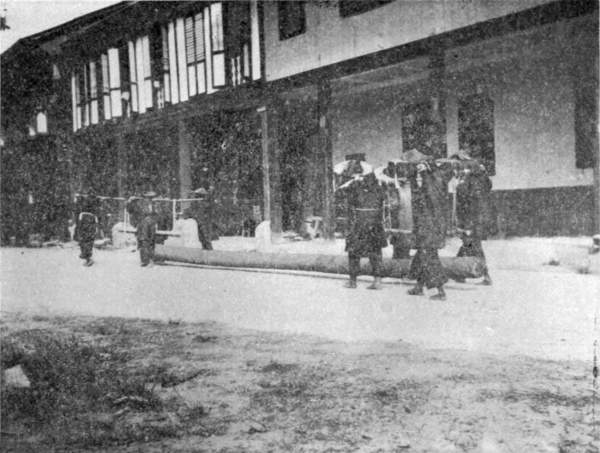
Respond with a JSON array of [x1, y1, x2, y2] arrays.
[[409, 248, 448, 289], [391, 233, 411, 259], [457, 234, 489, 274], [348, 252, 382, 281], [198, 224, 213, 250], [139, 240, 155, 266], [79, 241, 93, 260]]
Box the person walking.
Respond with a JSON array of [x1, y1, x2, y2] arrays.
[[455, 160, 496, 285], [136, 191, 158, 267], [74, 192, 99, 267], [407, 159, 451, 300], [338, 159, 387, 290]]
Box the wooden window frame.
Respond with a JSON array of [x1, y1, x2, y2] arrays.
[[278, 1, 306, 41]]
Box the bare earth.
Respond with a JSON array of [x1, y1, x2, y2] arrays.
[[1, 312, 596, 453]]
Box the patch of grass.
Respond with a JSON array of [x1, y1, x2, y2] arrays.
[[1, 330, 163, 449], [261, 361, 299, 374]]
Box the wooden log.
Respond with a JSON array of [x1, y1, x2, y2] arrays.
[[155, 245, 485, 280]]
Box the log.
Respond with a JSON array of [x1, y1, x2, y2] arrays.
[[155, 245, 485, 280]]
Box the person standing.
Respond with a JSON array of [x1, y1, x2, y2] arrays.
[[455, 161, 495, 285], [74, 192, 99, 267], [407, 160, 451, 300], [136, 191, 158, 267], [188, 187, 213, 250], [339, 160, 387, 290]]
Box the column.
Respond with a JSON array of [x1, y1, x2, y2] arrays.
[[317, 81, 335, 240], [428, 45, 447, 158], [258, 103, 282, 234], [177, 117, 192, 199]]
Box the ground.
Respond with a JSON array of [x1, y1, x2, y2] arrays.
[[1, 241, 599, 452], [0, 313, 596, 452]]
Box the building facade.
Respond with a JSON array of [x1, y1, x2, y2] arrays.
[[1, 0, 598, 243]]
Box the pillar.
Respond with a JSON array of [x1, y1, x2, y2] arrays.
[[429, 45, 447, 158], [258, 104, 282, 234], [177, 117, 193, 199], [317, 81, 335, 240]]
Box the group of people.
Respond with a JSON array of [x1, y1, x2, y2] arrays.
[[337, 151, 495, 300], [73, 188, 214, 268]]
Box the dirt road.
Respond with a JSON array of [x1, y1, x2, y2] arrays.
[[1, 247, 597, 361], [0, 313, 596, 452]]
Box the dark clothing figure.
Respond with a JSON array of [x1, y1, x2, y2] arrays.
[[137, 213, 158, 266], [187, 202, 213, 250], [455, 166, 496, 284], [407, 161, 451, 299], [74, 196, 99, 266], [341, 170, 387, 289]]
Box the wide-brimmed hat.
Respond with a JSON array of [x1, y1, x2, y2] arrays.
[[333, 159, 374, 176]]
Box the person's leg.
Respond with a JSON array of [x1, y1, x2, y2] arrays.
[[392, 234, 411, 259], [80, 240, 94, 265], [345, 254, 360, 288], [139, 241, 150, 266], [424, 249, 448, 300], [408, 249, 424, 295], [367, 251, 383, 290], [198, 223, 213, 250]]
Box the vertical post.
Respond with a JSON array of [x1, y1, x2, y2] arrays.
[[258, 106, 271, 222], [177, 117, 192, 199], [116, 129, 125, 197], [429, 44, 447, 158], [258, 103, 282, 234], [595, 10, 600, 236], [317, 80, 335, 240]]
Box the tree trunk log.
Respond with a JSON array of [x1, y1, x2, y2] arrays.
[[155, 245, 485, 280]]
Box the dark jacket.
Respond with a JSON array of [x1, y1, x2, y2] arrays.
[[456, 169, 497, 239], [74, 197, 99, 242], [136, 213, 158, 244], [410, 162, 451, 249], [342, 173, 387, 256]]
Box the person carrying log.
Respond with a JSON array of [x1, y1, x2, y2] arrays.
[[337, 159, 387, 290], [407, 158, 452, 300], [454, 158, 496, 285]]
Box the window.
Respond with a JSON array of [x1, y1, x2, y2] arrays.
[[158, 24, 171, 106], [574, 75, 596, 169], [71, 73, 81, 131], [89, 61, 99, 124], [278, 1, 305, 40], [458, 94, 495, 174], [36, 111, 48, 134], [339, 0, 392, 17], [128, 35, 153, 114], [107, 47, 122, 117], [101, 53, 112, 120], [185, 12, 207, 96], [210, 2, 225, 87], [29, 111, 48, 136], [227, 1, 251, 86]]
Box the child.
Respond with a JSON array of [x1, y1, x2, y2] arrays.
[[74, 193, 99, 267]]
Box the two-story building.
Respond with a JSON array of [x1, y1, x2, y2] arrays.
[[1, 0, 598, 244]]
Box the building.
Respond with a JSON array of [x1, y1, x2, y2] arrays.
[[1, 0, 598, 244]]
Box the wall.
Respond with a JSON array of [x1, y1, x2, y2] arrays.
[[330, 13, 596, 192], [263, 0, 553, 81]]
